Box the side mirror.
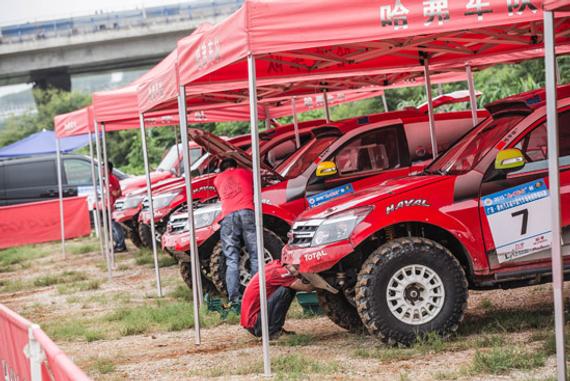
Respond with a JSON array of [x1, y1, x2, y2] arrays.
[[315, 161, 338, 177], [495, 148, 526, 171]]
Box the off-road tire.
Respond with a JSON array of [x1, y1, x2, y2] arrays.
[[129, 222, 144, 249], [210, 229, 284, 297], [317, 290, 365, 333], [179, 261, 193, 289], [138, 223, 153, 248], [179, 261, 217, 295], [355, 237, 468, 346]]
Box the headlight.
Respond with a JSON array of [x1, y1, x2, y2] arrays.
[[192, 204, 222, 229], [311, 206, 372, 247], [123, 194, 145, 209], [151, 191, 179, 209]]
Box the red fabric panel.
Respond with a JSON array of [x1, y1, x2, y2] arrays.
[[544, 0, 570, 11], [33, 328, 91, 381], [0, 304, 32, 381], [54, 106, 93, 138], [0, 197, 91, 250]]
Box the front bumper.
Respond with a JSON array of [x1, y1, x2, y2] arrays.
[[161, 225, 217, 252], [281, 240, 355, 274], [113, 207, 139, 223], [139, 208, 169, 224]]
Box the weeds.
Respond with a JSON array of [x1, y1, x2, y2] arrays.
[[0, 244, 51, 272], [90, 357, 116, 375], [277, 334, 314, 347], [469, 346, 546, 375]]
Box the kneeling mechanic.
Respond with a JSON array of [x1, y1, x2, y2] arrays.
[[240, 260, 314, 339]]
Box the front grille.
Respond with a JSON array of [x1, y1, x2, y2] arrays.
[[168, 213, 188, 233], [288, 220, 322, 248], [114, 200, 124, 211]]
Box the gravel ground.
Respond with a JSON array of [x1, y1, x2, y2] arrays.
[[0, 237, 566, 380]]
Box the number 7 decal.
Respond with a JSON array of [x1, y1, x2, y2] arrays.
[[511, 208, 529, 235]]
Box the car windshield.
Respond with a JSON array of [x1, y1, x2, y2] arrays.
[[276, 136, 338, 179], [157, 144, 202, 172], [425, 114, 524, 175]]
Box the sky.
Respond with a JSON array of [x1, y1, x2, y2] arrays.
[[0, 0, 192, 26]]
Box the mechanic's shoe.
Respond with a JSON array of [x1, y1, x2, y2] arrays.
[[114, 246, 127, 253], [281, 328, 296, 336]]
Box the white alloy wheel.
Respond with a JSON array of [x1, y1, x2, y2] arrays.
[[386, 264, 445, 325]]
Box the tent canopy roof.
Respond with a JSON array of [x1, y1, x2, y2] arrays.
[[0, 130, 89, 158], [176, 0, 569, 102]]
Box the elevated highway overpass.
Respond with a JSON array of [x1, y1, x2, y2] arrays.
[[0, 0, 242, 89]]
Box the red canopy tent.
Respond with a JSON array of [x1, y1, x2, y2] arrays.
[[166, 1, 570, 375]]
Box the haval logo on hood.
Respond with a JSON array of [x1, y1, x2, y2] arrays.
[[195, 38, 221, 69], [386, 199, 430, 215]]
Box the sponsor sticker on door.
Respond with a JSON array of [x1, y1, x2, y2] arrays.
[[307, 184, 354, 208], [482, 179, 552, 263]]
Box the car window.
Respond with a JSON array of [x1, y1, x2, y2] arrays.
[[265, 139, 297, 168], [64, 159, 92, 186], [5, 160, 57, 189], [508, 109, 570, 174], [278, 136, 338, 179], [332, 128, 401, 175]]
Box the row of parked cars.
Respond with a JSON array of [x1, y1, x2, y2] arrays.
[[114, 85, 569, 344]]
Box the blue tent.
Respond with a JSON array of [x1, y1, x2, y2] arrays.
[[0, 130, 90, 158]]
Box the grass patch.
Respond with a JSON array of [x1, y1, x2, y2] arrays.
[[469, 346, 546, 375], [69, 242, 98, 255], [0, 244, 51, 272], [33, 271, 88, 287], [191, 353, 339, 379], [158, 256, 177, 268], [105, 301, 203, 335], [44, 319, 106, 342], [169, 285, 192, 302], [90, 357, 116, 375], [0, 279, 27, 293], [277, 334, 314, 347], [57, 279, 101, 295], [460, 308, 555, 335]]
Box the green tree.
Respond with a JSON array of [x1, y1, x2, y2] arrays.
[[0, 88, 91, 147]]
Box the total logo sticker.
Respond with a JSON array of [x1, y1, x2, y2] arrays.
[[303, 249, 327, 262]]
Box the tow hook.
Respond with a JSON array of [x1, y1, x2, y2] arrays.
[[300, 273, 338, 294]]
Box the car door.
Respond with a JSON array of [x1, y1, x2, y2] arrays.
[[63, 158, 94, 198], [304, 124, 411, 203], [479, 108, 570, 270], [0, 165, 6, 206], [4, 158, 59, 205]]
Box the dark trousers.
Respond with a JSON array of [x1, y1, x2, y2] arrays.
[[248, 286, 296, 337], [220, 209, 259, 303], [112, 220, 126, 250]]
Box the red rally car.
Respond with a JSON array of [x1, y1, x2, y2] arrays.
[[163, 105, 488, 295], [136, 119, 328, 248], [281, 85, 570, 345]]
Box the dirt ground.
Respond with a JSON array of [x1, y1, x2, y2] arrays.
[[0, 237, 566, 381]]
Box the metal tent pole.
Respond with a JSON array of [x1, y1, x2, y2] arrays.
[[544, 10, 567, 381], [139, 114, 163, 298], [322, 90, 331, 122], [247, 53, 271, 377], [177, 86, 202, 344], [465, 64, 479, 127], [88, 131, 101, 241], [423, 59, 438, 158], [55, 138, 66, 258], [381, 94, 389, 112], [174, 125, 181, 176], [101, 124, 115, 268], [291, 97, 300, 149], [94, 121, 112, 280]]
